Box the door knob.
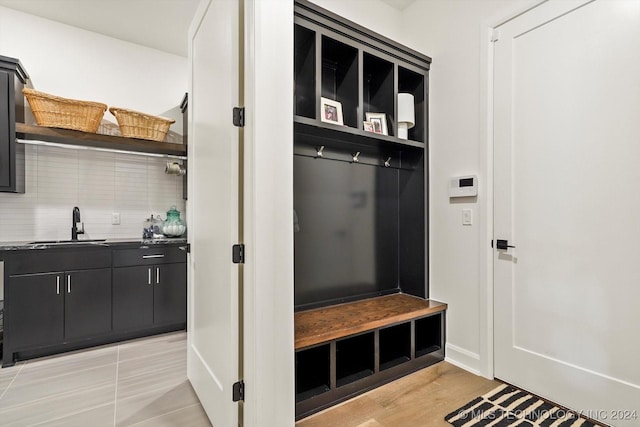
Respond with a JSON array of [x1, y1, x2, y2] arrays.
[[496, 239, 515, 250]]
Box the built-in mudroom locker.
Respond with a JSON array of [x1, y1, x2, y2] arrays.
[[292, 0, 447, 420]]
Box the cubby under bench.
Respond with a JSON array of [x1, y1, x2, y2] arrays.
[[294, 293, 447, 420]]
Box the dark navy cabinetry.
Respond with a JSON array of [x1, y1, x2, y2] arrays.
[[0, 55, 28, 193], [1, 242, 187, 367], [113, 246, 187, 331], [9, 267, 113, 349], [293, 1, 444, 419]]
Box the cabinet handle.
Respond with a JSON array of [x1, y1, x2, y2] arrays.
[[143, 254, 165, 259], [156, 267, 160, 284], [148, 268, 152, 285], [67, 275, 71, 293], [56, 276, 60, 295]]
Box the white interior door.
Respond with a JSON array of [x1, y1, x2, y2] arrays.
[[494, 0, 640, 423], [187, 0, 241, 425]]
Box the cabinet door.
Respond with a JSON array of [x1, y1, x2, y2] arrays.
[[64, 268, 112, 340], [113, 266, 154, 331], [0, 71, 10, 189], [7, 272, 64, 349], [153, 263, 186, 325]]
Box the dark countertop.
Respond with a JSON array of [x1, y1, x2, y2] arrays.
[[0, 238, 188, 252]]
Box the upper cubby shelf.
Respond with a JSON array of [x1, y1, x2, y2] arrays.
[[294, 0, 431, 149], [15, 123, 186, 158], [294, 115, 424, 150]]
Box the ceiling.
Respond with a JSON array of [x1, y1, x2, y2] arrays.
[[0, 0, 416, 57], [0, 0, 200, 57], [379, 0, 415, 10]]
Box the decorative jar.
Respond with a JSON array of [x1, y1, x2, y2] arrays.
[[162, 206, 186, 237]]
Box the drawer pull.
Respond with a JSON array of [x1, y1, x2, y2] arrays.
[[142, 254, 165, 259]]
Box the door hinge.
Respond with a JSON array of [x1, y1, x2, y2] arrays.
[[233, 107, 245, 127], [232, 244, 245, 264], [232, 380, 245, 402], [491, 28, 500, 43]]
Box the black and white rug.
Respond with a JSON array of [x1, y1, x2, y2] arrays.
[[445, 384, 607, 427]]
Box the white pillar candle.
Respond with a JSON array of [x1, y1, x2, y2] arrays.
[[397, 93, 415, 140]]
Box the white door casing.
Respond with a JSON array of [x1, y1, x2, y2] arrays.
[[187, 0, 241, 425], [493, 0, 640, 424]]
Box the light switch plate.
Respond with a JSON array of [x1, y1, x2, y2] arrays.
[[462, 209, 472, 225], [112, 212, 121, 225]]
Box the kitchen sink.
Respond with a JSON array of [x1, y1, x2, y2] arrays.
[[28, 239, 107, 246]]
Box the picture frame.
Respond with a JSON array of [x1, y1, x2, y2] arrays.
[[320, 97, 344, 126], [365, 112, 388, 135], [363, 121, 374, 133]]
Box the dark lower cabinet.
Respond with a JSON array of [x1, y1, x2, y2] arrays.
[[64, 268, 112, 340], [113, 266, 154, 330], [2, 244, 187, 367], [7, 268, 112, 349], [113, 262, 186, 331], [153, 263, 187, 325], [7, 272, 64, 350]]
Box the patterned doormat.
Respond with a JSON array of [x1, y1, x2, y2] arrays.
[[445, 384, 607, 426]]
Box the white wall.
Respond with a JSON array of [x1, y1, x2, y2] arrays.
[[0, 6, 186, 242], [0, 5, 187, 126], [309, 0, 402, 41], [398, 0, 537, 376]]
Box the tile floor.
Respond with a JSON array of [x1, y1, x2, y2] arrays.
[[0, 332, 212, 427]]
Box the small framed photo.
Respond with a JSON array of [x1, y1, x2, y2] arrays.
[[320, 97, 344, 126], [363, 121, 374, 133], [365, 112, 388, 135]]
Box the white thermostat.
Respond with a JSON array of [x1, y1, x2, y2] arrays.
[[449, 175, 478, 198]]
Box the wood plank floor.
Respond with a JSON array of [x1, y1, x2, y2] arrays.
[[296, 362, 500, 427], [0, 331, 211, 427]]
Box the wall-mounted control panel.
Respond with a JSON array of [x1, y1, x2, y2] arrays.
[[449, 175, 477, 198]]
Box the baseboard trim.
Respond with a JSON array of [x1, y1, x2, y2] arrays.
[[445, 343, 481, 375]]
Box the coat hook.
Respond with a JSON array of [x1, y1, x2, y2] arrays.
[[384, 157, 392, 167], [352, 151, 360, 163], [316, 146, 325, 158]]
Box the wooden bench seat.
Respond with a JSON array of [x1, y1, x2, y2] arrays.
[[295, 293, 447, 350]]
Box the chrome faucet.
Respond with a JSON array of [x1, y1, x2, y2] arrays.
[[72, 207, 85, 240]]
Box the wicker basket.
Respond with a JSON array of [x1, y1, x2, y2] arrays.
[[109, 107, 175, 142], [22, 88, 107, 133]]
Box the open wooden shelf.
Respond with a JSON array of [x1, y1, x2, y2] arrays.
[[15, 123, 186, 157], [295, 294, 447, 350]]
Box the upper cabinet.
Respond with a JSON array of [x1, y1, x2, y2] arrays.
[[294, 1, 431, 150], [0, 55, 29, 193]]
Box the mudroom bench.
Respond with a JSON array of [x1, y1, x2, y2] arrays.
[[295, 294, 447, 419]]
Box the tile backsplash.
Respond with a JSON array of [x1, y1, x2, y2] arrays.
[[0, 145, 185, 242]]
